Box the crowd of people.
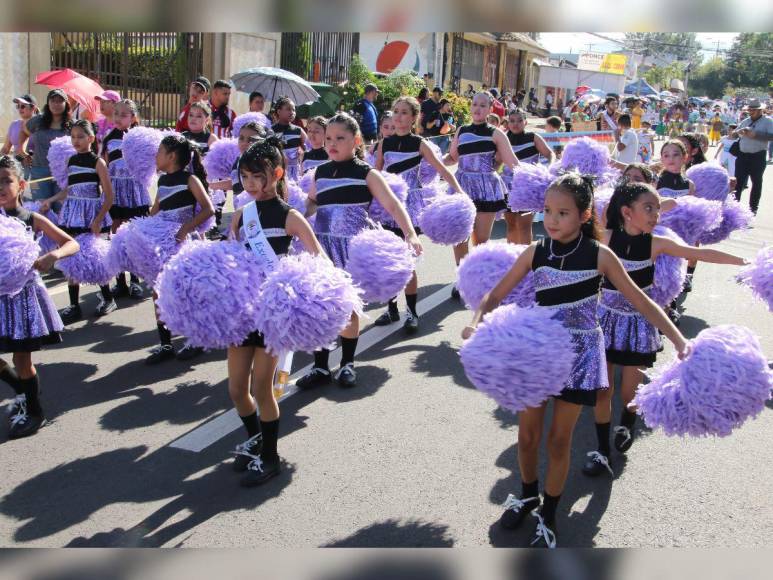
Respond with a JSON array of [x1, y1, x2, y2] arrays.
[[0, 69, 770, 549]]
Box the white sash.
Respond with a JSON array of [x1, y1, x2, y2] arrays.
[[243, 200, 294, 394], [602, 110, 618, 131]]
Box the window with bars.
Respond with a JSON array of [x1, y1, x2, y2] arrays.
[[461, 39, 484, 82]]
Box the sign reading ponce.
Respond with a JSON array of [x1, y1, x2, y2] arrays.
[[578, 52, 627, 75]]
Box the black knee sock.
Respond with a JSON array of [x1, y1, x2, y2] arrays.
[[100, 285, 113, 302], [215, 205, 224, 227], [687, 265, 696, 276], [405, 293, 418, 316], [130, 273, 140, 284], [239, 411, 261, 438], [21, 375, 42, 416], [259, 418, 279, 460], [387, 297, 399, 315], [314, 348, 330, 371], [522, 479, 539, 500], [540, 492, 561, 526], [157, 322, 172, 346], [0, 365, 22, 395], [116, 272, 128, 288], [595, 422, 611, 456], [620, 408, 637, 430], [340, 336, 358, 366], [68, 284, 80, 307]]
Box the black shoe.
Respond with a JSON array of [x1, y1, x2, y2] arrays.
[[666, 307, 681, 327], [450, 285, 460, 300], [205, 226, 223, 240], [530, 512, 557, 548], [128, 282, 144, 300], [8, 401, 45, 439], [581, 451, 613, 477], [60, 304, 82, 324], [240, 454, 281, 487], [145, 344, 175, 365], [6, 394, 26, 417], [111, 283, 129, 298], [374, 309, 400, 326], [94, 299, 117, 317], [683, 274, 693, 293], [403, 311, 419, 334], [231, 433, 263, 472], [613, 425, 635, 453], [335, 363, 357, 388], [499, 493, 540, 530], [296, 367, 331, 390], [176, 344, 204, 361]]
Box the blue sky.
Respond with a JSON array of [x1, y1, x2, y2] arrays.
[[539, 33, 738, 61]]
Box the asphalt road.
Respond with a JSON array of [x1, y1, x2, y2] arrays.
[[0, 150, 771, 548]]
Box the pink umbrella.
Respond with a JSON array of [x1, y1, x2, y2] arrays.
[[575, 85, 592, 96], [35, 68, 105, 118]]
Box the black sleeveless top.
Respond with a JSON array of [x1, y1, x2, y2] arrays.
[[103, 128, 127, 165], [381, 133, 423, 173], [157, 169, 196, 211], [457, 123, 498, 156], [313, 158, 373, 206], [230, 155, 243, 195], [656, 171, 690, 198], [5, 206, 35, 228], [237, 196, 293, 256], [182, 130, 211, 156], [272, 123, 303, 150], [67, 152, 100, 187], [304, 147, 328, 162], [532, 235, 602, 306], [506, 131, 539, 163], [603, 229, 654, 291]]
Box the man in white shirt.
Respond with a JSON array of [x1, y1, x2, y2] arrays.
[[614, 114, 639, 164]]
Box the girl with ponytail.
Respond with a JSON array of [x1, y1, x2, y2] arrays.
[[462, 171, 689, 548]]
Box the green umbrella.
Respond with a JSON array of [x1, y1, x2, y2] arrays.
[[296, 83, 342, 118]]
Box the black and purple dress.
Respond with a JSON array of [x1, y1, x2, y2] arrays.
[[656, 171, 691, 199], [301, 147, 328, 174], [503, 130, 540, 214], [272, 123, 303, 182], [104, 128, 151, 220], [532, 234, 608, 406], [59, 152, 112, 235], [599, 230, 661, 367], [454, 123, 507, 213]]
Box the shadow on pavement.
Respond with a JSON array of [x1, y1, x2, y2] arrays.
[[323, 518, 455, 547]]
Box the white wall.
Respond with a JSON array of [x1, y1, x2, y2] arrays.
[[225, 33, 281, 115], [0, 33, 32, 142]]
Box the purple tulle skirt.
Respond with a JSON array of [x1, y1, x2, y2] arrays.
[[0, 274, 63, 352], [109, 160, 151, 219], [599, 289, 662, 367], [402, 168, 439, 227], [286, 161, 301, 184], [314, 204, 371, 269], [59, 183, 112, 232], [454, 171, 507, 213]]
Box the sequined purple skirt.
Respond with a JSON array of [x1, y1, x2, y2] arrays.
[[599, 289, 662, 367], [455, 171, 507, 213], [109, 160, 150, 219], [314, 204, 371, 269], [286, 161, 301, 183], [59, 184, 112, 232], [0, 274, 63, 353]]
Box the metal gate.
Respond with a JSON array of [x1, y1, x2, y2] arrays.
[[50, 33, 203, 128], [281, 33, 359, 85]]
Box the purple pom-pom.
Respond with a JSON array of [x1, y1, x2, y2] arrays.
[[156, 240, 266, 349], [368, 171, 408, 224], [650, 226, 688, 306], [659, 195, 723, 245], [364, 150, 376, 167], [47, 136, 76, 190], [122, 127, 163, 188], [737, 245, 773, 311], [256, 252, 363, 354], [418, 193, 475, 245], [107, 220, 136, 273], [560, 137, 611, 179], [299, 168, 316, 195], [460, 305, 575, 412], [234, 191, 252, 210], [232, 112, 271, 136], [346, 228, 415, 304], [210, 189, 226, 206], [457, 242, 536, 310], [686, 162, 730, 202], [698, 198, 754, 245], [56, 234, 118, 285], [508, 163, 553, 212], [123, 216, 184, 286], [0, 214, 39, 296], [419, 140, 442, 186], [594, 187, 614, 221], [203, 138, 239, 181], [286, 180, 308, 214], [634, 325, 772, 437]]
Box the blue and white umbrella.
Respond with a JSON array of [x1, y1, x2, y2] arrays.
[[230, 67, 320, 105]]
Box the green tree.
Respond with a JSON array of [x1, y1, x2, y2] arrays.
[[643, 62, 686, 91], [689, 57, 728, 98], [725, 33, 773, 90]]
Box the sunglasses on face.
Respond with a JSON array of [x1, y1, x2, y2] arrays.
[[15, 104, 29, 110]]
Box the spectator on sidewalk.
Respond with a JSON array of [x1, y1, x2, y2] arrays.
[[175, 76, 210, 132], [421, 87, 443, 135], [732, 98, 773, 215], [209, 79, 237, 138], [613, 114, 639, 164], [249, 91, 265, 113], [354, 83, 380, 143]]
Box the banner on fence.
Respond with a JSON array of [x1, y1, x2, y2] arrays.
[[538, 130, 615, 149]]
